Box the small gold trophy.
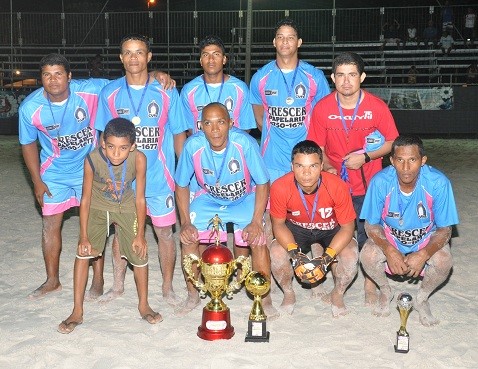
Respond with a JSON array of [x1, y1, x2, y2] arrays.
[[244, 271, 270, 342], [394, 292, 413, 353], [183, 215, 251, 340]]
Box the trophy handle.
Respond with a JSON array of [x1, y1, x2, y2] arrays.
[[183, 253, 206, 294], [226, 255, 251, 296]]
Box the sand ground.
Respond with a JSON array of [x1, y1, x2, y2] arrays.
[[0, 136, 477, 369]]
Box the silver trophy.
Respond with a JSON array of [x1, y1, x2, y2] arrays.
[[394, 292, 413, 353]]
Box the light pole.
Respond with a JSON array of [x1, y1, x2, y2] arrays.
[[9, 0, 13, 86], [147, 0, 155, 44], [245, 0, 252, 84]]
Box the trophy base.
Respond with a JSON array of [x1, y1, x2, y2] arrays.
[[197, 308, 235, 341], [394, 334, 410, 353], [394, 345, 409, 354], [245, 320, 270, 343]]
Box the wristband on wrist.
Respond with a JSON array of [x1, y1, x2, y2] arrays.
[[324, 247, 337, 259], [363, 152, 371, 163], [287, 243, 299, 252]]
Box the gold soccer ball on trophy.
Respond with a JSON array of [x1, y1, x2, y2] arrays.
[[245, 271, 271, 342], [245, 271, 270, 298]]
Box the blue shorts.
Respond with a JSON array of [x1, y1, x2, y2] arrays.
[[190, 193, 259, 247], [146, 193, 176, 227], [41, 173, 83, 216]]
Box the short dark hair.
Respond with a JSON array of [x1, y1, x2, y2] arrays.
[[391, 135, 425, 157], [274, 18, 300, 39], [332, 52, 365, 75], [199, 35, 226, 55], [291, 140, 323, 162], [39, 53, 71, 75], [202, 102, 229, 120], [120, 33, 151, 53], [103, 118, 136, 145]]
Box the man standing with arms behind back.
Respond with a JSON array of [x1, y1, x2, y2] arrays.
[[250, 19, 330, 312], [96, 34, 188, 305], [250, 18, 330, 184], [180, 35, 255, 134], [307, 52, 399, 305]]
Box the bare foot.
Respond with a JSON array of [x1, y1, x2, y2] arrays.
[[310, 283, 328, 299], [373, 287, 393, 317], [97, 288, 124, 303], [163, 290, 181, 307], [329, 290, 349, 318], [141, 309, 163, 325], [364, 278, 378, 307], [28, 281, 62, 300], [321, 292, 331, 304], [263, 302, 280, 321], [364, 289, 378, 307], [415, 299, 439, 326], [174, 296, 200, 317], [58, 314, 83, 334], [279, 290, 296, 315], [84, 285, 104, 302]]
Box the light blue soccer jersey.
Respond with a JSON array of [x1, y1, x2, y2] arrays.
[[19, 78, 109, 182], [360, 165, 459, 254], [175, 127, 269, 207], [250, 60, 330, 173], [180, 74, 256, 133], [96, 77, 187, 198]]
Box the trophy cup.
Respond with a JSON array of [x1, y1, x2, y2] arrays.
[[183, 215, 251, 340], [244, 271, 270, 342], [394, 292, 413, 353]]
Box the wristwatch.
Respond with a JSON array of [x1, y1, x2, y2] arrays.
[[364, 152, 371, 163]]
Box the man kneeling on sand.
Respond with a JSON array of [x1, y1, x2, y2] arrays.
[[269, 140, 358, 317]]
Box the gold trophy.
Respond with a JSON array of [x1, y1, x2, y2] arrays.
[[244, 271, 270, 342], [183, 215, 251, 340], [394, 292, 413, 353]]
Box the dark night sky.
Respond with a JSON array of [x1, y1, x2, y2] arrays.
[[2, 0, 477, 12]]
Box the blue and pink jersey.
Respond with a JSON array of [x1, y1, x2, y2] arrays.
[[19, 78, 108, 182], [175, 127, 269, 207], [360, 164, 459, 254], [96, 77, 187, 198], [180, 74, 256, 133], [250, 60, 330, 175]]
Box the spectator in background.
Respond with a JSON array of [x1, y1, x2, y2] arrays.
[[441, 0, 454, 33], [381, 19, 401, 50], [88, 54, 104, 77], [421, 20, 438, 48], [466, 62, 478, 84], [407, 65, 418, 84], [402, 23, 418, 48], [439, 31, 454, 55], [464, 7, 476, 48]]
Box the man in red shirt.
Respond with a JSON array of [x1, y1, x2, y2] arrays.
[[269, 140, 358, 317], [307, 52, 399, 306]]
